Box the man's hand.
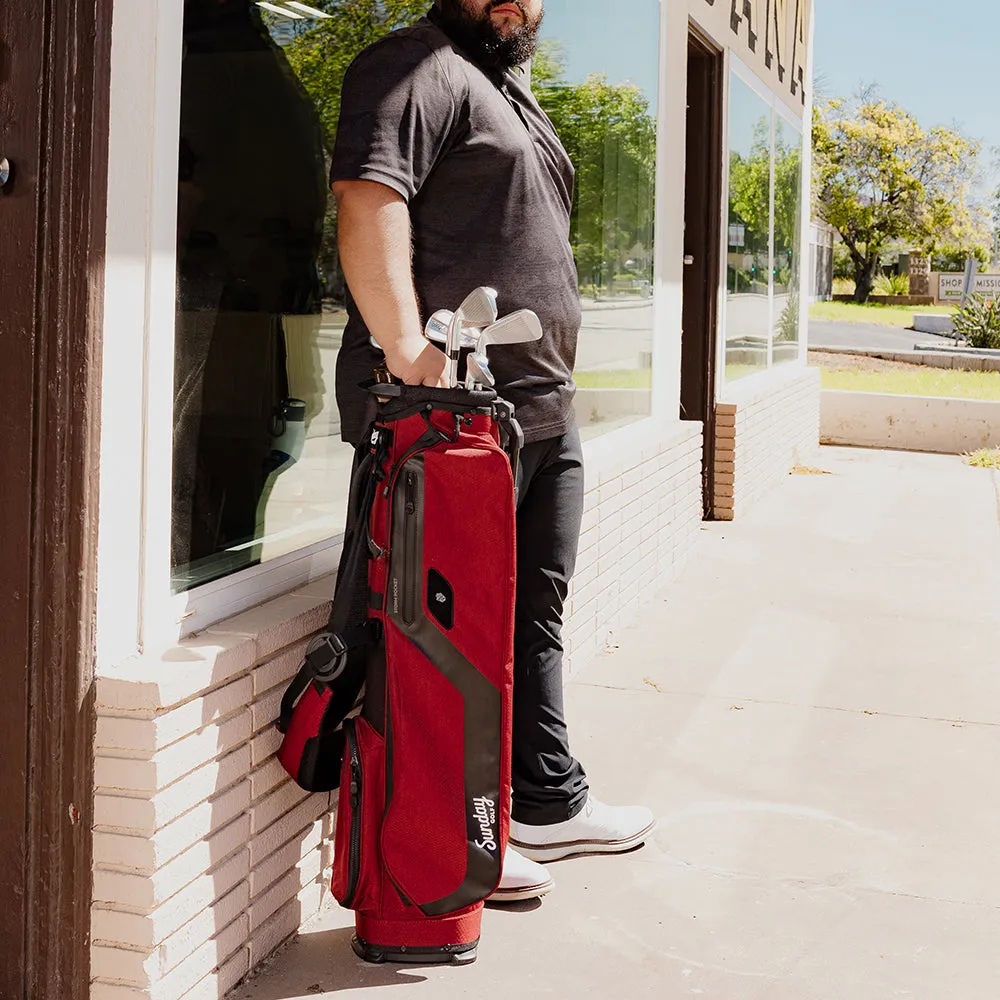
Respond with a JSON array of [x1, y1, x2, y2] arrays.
[[384, 334, 448, 387]]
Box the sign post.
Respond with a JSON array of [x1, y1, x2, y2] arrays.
[[961, 258, 977, 307]]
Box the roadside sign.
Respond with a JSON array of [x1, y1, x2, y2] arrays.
[[939, 273, 1000, 301]]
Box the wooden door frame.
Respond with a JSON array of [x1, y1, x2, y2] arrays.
[[682, 25, 724, 518], [0, 1, 112, 996]]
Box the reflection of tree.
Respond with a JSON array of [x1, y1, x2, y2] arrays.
[[728, 115, 803, 298], [728, 117, 770, 255], [532, 44, 656, 295], [270, 1, 428, 300], [774, 121, 802, 291], [279, 0, 429, 144], [271, 9, 658, 300]]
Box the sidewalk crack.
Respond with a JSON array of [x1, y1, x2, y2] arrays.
[[574, 681, 1000, 729]]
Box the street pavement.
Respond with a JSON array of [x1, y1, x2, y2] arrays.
[[809, 320, 953, 352], [231, 447, 1000, 1000]]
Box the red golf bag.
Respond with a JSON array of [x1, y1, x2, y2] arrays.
[[277, 384, 521, 965]]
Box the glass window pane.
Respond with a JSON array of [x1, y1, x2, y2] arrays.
[[725, 73, 771, 383], [534, 0, 659, 439], [773, 114, 803, 364], [171, 2, 427, 592], [170, 1, 661, 590]]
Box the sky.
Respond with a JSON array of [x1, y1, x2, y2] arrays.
[[540, 0, 999, 184], [538, 0, 661, 108], [814, 0, 998, 175]]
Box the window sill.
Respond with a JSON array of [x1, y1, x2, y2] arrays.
[[98, 582, 333, 712]]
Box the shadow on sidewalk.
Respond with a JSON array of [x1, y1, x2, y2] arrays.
[[231, 927, 428, 998]]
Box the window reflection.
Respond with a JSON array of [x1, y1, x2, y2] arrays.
[[725, 74, 771, 382], [172, 0, 355, 592], [169, 0, 662, 591], [773, 114, 803, 364], [534, 0, 658, 438]]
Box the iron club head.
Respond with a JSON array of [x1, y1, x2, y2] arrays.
[[478, 309, 543, 352], [464, 351, 495, 390], [456, 287, 499, 327], [425, 309, 481, 349]]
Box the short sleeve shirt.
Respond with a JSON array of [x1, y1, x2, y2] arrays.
[[331, 12, 582, 445]]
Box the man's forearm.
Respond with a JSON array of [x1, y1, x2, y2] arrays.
[[334, 180, 445, 386], [333, 180, 423, 353]]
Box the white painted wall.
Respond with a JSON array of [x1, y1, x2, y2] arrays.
[[821, 391, 1000, 454]]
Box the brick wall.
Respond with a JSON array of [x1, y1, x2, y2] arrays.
[[90, 421, 706, 999], [565, 421, 705, 673], [91, 595, 337, 1000], [713, 367, 821, 521]]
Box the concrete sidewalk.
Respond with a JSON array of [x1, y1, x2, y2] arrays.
[[232, 447, 1000, 1000]]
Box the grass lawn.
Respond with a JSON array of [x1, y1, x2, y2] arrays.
[[966, 448, 1000, 469], [809, 300, 955, 329], [574, 368, 652, 389], [811, 352, 1000, 401]]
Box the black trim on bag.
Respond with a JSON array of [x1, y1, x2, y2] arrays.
[[341, 719, 364, 909], [386, 456, 506, 916]]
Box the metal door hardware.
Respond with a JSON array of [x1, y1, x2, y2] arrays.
[[0, 158, 10, 188]]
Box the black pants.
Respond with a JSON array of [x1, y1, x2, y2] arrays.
[[511, 424, 589, 825]]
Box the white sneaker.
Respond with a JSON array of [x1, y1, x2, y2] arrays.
[[508, 795, 656, 863], [488, 845, 554, 903]]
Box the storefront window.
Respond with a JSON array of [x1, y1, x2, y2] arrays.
[[534, 0, 659, 439], [773, 113, 803, 364], [171, 1, 356, 591], [170, 0, 661, 591], [725, 74, 772, 382]]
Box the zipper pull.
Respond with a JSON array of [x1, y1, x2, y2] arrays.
[[405, 471, 416, 515]]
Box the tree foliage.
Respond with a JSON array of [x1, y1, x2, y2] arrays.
[[813, 92, 983, 302], [280, 0, 429, 146], [532, 43, 656, 293], [266, 7, 657, 297]]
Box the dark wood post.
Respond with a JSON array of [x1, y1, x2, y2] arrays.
[[0, 0, 112, 996]]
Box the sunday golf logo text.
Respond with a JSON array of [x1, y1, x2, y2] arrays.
[[472, 796, 497, 851]]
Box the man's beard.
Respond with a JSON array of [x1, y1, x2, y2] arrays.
[[436, 0, 543, 70]]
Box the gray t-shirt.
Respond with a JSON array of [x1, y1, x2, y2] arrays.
[[331, 12, 581, 445]]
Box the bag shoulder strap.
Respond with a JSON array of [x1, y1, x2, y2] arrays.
[[275, 425, 386, 734]]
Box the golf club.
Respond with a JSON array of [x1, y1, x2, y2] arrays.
[[447, 287, 499, 387], [464, 351, 495, 390], [457, 286, 499, 327], [424, 310, 483, 350], [445, 308, 464, 388], [477, 309, 543, 353]]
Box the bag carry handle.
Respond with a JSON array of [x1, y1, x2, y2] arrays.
[[275, 620, 381, 734]]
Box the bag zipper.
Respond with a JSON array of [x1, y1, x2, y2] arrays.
[[401, 468, 418, 625], [341, 718, 363, 909]]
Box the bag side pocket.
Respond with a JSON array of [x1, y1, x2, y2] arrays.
[[331, 717, 383, 912]]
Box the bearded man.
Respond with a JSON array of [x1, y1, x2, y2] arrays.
[[330, 0, 655, 902]]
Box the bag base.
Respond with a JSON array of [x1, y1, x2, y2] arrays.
[[352, 935, 479, 966], [352, 908, 483, 966]]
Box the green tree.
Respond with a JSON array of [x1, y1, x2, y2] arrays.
[[728, 117, 771, 246], [532, 43, 656, 294], [813, 93, 982, 302], [278, 0, 429, 146]]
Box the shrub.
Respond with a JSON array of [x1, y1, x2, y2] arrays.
[[832, 277, 855, 296], [873, 273, 910, 296], [775, 292, 800, 342], [952, 294, 1000, 349], [832, 241, 854, 279], [965, 448, 1000, 469]]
